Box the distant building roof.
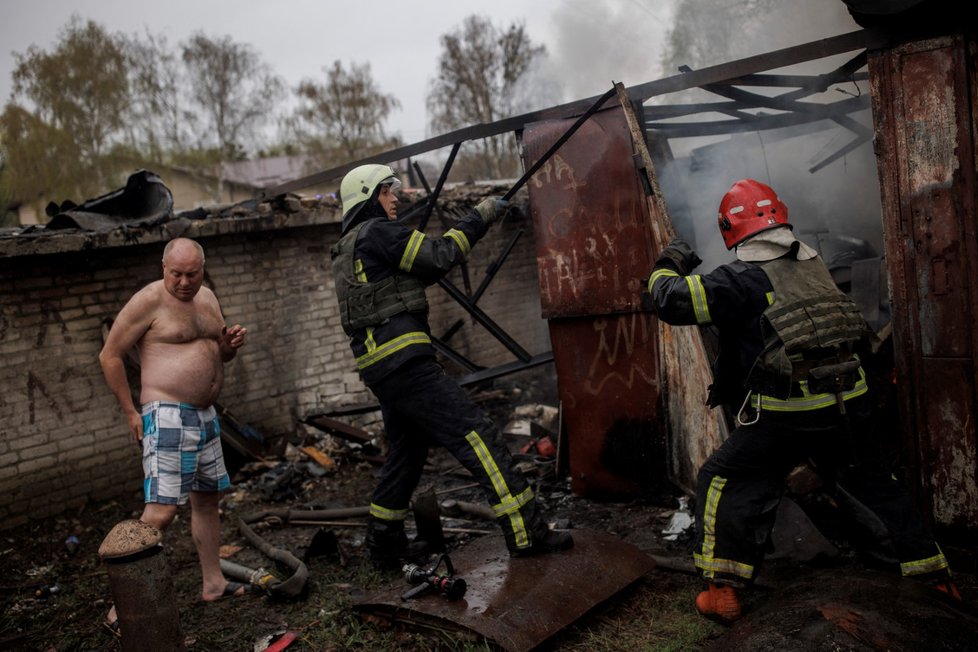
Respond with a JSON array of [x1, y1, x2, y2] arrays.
[[220, 156, 317, 190]]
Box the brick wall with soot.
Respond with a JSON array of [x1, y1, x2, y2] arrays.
[[0, 216, 549, 529]]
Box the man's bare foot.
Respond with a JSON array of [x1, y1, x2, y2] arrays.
[[103, 605, 120, 636], [201, 580, 254, 602]]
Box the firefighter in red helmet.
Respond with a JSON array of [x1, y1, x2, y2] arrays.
[[646, 178, 959, 623]]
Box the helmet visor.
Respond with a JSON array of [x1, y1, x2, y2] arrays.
[[380, 176, 402, 192]]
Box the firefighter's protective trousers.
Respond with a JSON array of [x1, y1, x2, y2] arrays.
[[368, 357, 541, 552], [694, 396, 949, 585]]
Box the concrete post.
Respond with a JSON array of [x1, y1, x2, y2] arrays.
[[98, 519, 185, 651]]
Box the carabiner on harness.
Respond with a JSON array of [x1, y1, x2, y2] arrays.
[[736, 391, 760, 426]]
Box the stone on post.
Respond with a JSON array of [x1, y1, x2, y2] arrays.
[[99, 519, 185, 651]]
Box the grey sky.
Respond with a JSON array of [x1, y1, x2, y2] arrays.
[[0, 0, 682, 145], [1, 0, 865, 154]]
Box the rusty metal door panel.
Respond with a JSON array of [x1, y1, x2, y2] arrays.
[[899, 45, 972, 358], [920, 359, 978, 527], [548, 314, 661, 497], [523, 108, 664, 497], [869, 34, 978, 529], [524, 109, 656, 319], [353, 529, 656, 652]]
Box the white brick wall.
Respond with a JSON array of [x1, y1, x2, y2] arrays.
[[0, 208, 550, 528]]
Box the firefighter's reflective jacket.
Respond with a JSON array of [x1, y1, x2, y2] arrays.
[[648, 249, 873, 412], [330, 211, 489, 385]]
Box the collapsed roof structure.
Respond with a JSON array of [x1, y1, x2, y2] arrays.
[[258, 8, 976, 541]]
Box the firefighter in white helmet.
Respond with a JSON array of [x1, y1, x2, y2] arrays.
[[331, 164, 573, 567], [646, 178, 958, 623]]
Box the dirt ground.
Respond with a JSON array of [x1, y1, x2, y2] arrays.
[[3, 372, 978, 652]]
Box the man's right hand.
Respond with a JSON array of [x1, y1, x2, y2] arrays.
[[127, 411, 144, 444]]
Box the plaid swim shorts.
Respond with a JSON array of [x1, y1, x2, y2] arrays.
[[141, 401, 231, 505]]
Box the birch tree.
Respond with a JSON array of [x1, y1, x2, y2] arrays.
[[427, 15, 545, 179]]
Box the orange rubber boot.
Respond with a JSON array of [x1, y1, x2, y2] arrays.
[[934, 580, 962, 601], [695, 583, 742, 623]]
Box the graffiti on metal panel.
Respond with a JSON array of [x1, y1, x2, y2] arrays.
[[537, 201, 636, 308], [583, 314, 657, 396], [530, 154, 584, 196]]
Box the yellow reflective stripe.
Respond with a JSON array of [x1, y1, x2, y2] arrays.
[[399, 231, 425, 272], [693, 553, 755, 579], [685, 275, 712, 324], [900, 549, 950, 576], [649, 268, 678, 291], [695, 474, 755, 580], [700, 476, 726, 567], [356, 331, 430, 369], [753, 374, 869, 412], [369, 503, 409, 521], [465, 430, 530, 547], [650, 269, 711, 323], [354, 258, 367, 282], [364, 327, 377, 354], [766, 291, 775, 305], [491, 486, 535, 518], [445, 228, 471, 256]]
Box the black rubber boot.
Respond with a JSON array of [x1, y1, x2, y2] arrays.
[[365, 518, 409, 570], [511, 525, 574, 557], [365, 518, 436, 570], [505, 502, 574, 557]]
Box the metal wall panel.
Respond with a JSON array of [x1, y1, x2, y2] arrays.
[[525, 109, 656, 319], [523, 108, 663, 497], [870, 34, 978, 529]]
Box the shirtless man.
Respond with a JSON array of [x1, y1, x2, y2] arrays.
[[99, 238, 249, 627]]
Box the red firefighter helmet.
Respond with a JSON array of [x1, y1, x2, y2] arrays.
[[717, 179, 790, 249]]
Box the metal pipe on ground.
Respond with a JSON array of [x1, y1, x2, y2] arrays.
[[439, 499, 496, 522], [240, 506, 370, 525], [98, 520, 185, 651]]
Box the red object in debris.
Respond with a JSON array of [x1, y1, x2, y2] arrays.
[[264, 631, 299, 652], [535, 436, 556, 458]]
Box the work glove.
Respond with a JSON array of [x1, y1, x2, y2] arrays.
[[474, 197, 509, 226], [658, 238, 702, 275]]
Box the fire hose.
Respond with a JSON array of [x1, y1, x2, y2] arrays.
[[219, 515, 309, 599]]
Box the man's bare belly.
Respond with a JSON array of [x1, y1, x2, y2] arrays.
[[139, 339, 224, 407]]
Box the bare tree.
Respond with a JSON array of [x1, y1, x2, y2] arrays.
[[181, 32, 283, 197], [291, 60, 401, 167], [427, 15, 545, 179], [1, 17, 133, 217], [1, 106, 75, 222], [9, 17, 131, 190], [124, 31, 192, 162]]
